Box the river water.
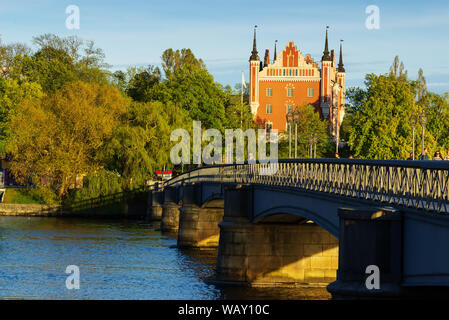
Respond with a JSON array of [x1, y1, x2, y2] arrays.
[[0, 216, 330, 300]]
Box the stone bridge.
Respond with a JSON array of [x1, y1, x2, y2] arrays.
[[148, 159, 449, 298]]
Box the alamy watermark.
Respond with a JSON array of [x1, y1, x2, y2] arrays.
[[365, 5, 380, 30], [365, 264, 380, 290], [66, 5, 80, 30], [170, 121, 279, 175], [65, 265, 80, 289]]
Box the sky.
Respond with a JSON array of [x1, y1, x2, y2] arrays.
[[1, 0, 449, 93]]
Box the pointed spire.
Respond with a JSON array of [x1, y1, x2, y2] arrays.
[[250, 25, 260, 61], [338, 40, 345, 72], [273, 40, 277, 63], [322, 26, 332, 61]]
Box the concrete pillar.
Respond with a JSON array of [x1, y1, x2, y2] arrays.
[[147, 190, 164, 221], [327, 207, 403, 299], [161, 186, 181, 232], [216, 185, 338, 286], [178, 204, 224, 248], [177, 183, 224, 248]]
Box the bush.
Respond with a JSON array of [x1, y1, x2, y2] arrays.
[[65, 169, 124, 205]]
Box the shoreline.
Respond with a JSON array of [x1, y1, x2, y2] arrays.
[[0, 203, 147, 219]]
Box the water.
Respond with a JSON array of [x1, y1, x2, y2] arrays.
[[0, 216, 330, 300]]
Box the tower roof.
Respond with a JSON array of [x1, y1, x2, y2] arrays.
[[273, 40, 277, 62], [250, 26, 260, 61], [322, 26, 332, 61], [338, 40, 345, 72]]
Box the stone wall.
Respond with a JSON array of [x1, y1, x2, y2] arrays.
[[0, 204, 65, 216], [217, 221, 339, 287]]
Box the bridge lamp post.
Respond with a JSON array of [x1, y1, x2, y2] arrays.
[[409, 114, 417, 160], [293, 109, 300, 158], [419, 110, 427, 156], [286, 111, 294, 158]]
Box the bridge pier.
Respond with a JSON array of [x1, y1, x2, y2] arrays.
[[216, 185, 338, 287], [161, 186, 181, 232], [147, 190, 164, 221], [177, 183, 224, 248], [327, 207, 403, 299]]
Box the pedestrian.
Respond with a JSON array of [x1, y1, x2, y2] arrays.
[[348, 155, 354, 159], [418, 148, 429, 160], [433, 151, 443, 160], [406, 153, 414, 160], [445, 149, 449, 160], [335, 153, 340, 159]]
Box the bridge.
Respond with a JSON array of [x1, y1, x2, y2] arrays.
[[148, 159, 449, 298]]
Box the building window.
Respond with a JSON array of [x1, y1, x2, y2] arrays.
[[287, 105, 293, 113], [266, 88, 273, 97], [289, 69, 292, 76], [283, 69, 286, 76], [287, 88, 293, 97], [266, 104, 272, 114], [308, 88, 314, 97], [295, 69, 298, 76]]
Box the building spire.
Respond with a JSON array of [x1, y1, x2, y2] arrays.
[[250, 25, 260, 61], [322, 26, 332, 61], [338, 40, 345, 72], [273, 40, 277, 62]]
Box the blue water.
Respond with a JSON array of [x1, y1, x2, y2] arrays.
[[0, 216, 329, 300]]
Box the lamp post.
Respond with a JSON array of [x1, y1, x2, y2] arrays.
[[293, 108, 300, 158], [333, 105, 340, 155], [409, 114, 417, 160], [419, 110, 427, 156], [286, 111, 293, 158]]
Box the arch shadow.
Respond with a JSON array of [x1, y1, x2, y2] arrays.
[[253, 206, 339, 238]]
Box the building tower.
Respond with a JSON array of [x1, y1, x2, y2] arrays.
[[336, 40, 346, 133], [320, 26, 332, 119], [249, 26, 260, 115]]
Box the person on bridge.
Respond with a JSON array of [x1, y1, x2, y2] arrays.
[[418, 148, 429, 160], [433, 151, 443, 160], [407, 153, 414, 160]]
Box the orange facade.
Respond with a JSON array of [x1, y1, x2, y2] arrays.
[[249, 33, 346, 136], [257, 80, 321, 131]]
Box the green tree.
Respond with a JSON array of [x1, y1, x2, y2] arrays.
[[347, 74, 421, 159], [6, 81, 128, 199]]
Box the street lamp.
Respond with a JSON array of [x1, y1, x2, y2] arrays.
[[286, 111, 293, 158], [419, 110, 427, 156], [409, 114, 417, 160], [293, 108, 300, 158]]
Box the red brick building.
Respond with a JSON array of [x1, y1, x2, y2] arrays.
[[249, 27, 346, 137]]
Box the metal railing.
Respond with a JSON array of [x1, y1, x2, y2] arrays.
[[164, 159, 449, 214]]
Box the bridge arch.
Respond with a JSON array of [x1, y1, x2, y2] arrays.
[[253, 206, 339, 238]]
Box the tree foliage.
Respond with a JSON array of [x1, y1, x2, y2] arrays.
[[6, 81, 128, 198]]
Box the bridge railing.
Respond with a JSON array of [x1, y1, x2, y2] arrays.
[[164, 159, 449, 214]]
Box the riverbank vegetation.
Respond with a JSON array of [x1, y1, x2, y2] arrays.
[[341, 56, 449, 159], [0, 35, 261, 204]]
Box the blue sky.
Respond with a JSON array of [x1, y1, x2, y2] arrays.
[[1, 0, 449, 93]]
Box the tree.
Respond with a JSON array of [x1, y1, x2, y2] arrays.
[[126, 65, 161, 102], [347, 74, 423, 159], [100, 99, 190, 183], [278, 104, 329, 158], [154, 63, 227, 130], [161, 48, 205, 77], [389, 55, 408, 81], [0, 79, 43, 152], [6, 81, 128, 199]]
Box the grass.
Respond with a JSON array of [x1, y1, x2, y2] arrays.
[[2, 188, 46, 205]]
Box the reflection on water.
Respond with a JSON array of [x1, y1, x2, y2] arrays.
[[0, 216, 330, 300]]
